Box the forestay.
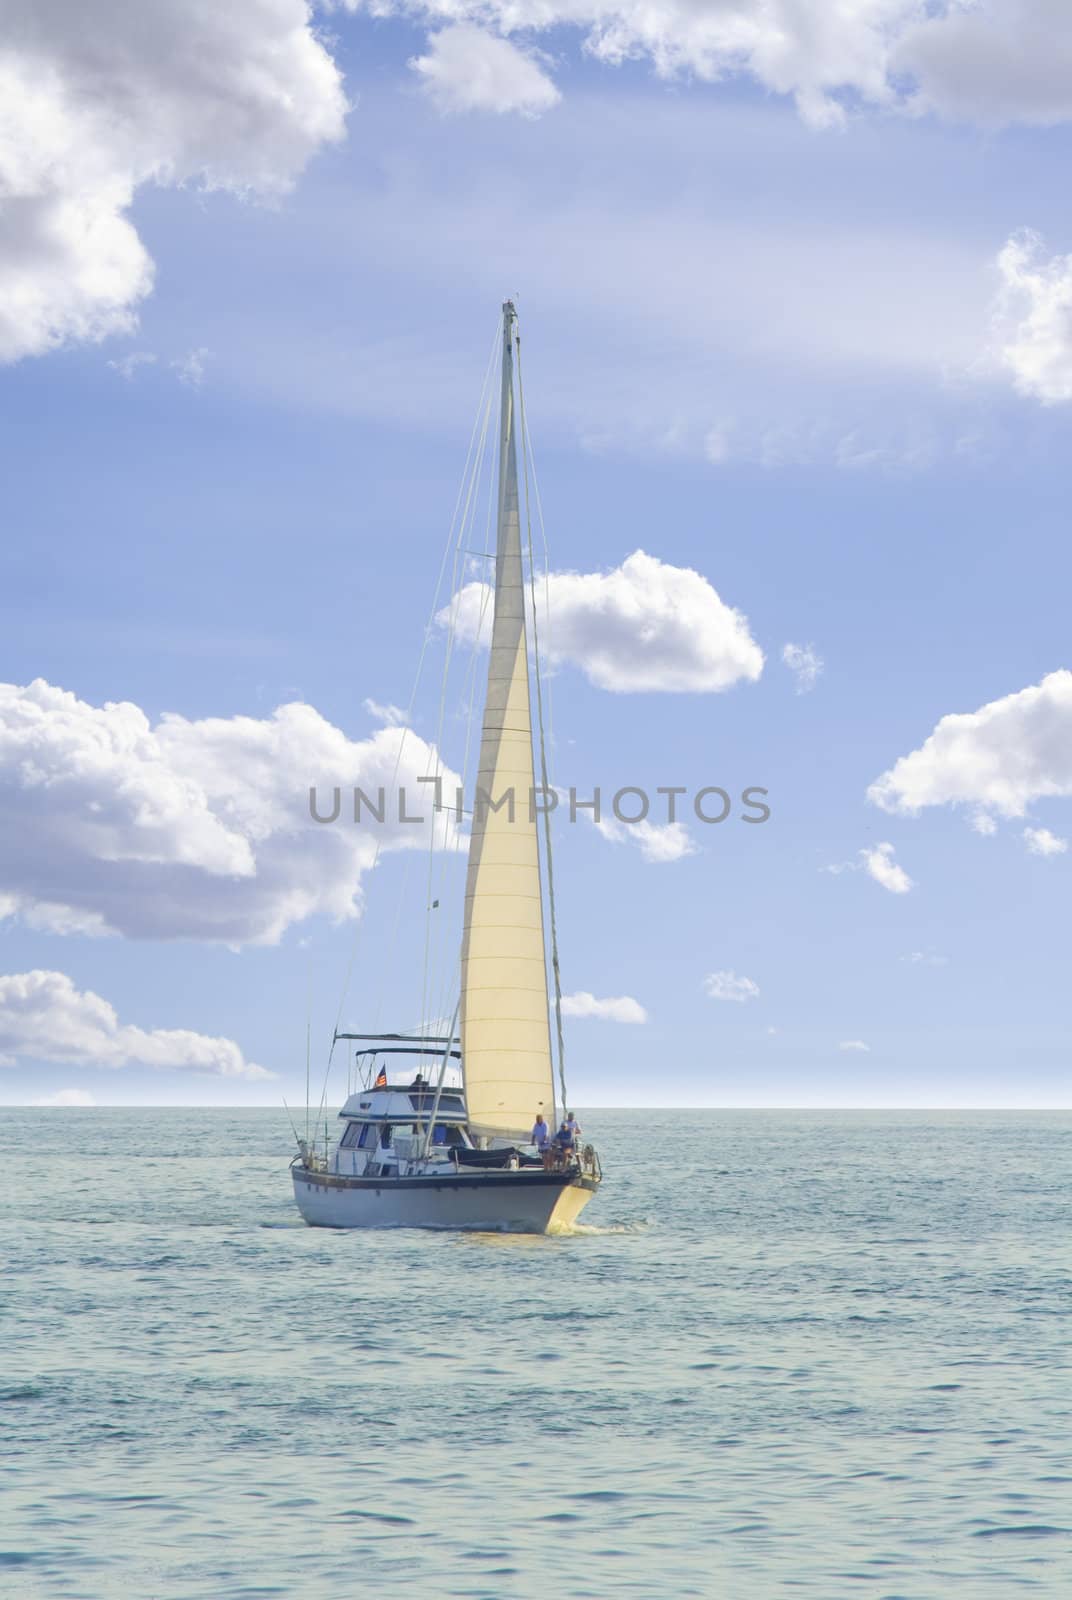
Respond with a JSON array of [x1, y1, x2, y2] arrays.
[[459, 302, 556, 1141]]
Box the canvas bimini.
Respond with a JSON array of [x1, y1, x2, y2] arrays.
[[290, 302, 602, 1231]]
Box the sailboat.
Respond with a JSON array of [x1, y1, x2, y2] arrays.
[[290, 302, 602, 1231]]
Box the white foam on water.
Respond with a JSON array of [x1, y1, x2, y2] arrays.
[[546, 1217, 653, 1237]]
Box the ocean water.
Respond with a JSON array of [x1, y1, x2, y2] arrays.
[[2, 1108, 1070, 1599]]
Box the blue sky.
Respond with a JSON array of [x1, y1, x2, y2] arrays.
[[2, 2, 1071, 1107]]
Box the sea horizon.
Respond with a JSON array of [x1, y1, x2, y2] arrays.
[[6, 1102, 1072, 1112]]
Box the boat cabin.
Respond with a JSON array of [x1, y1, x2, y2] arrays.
[[330, 1084, 475, 1177]]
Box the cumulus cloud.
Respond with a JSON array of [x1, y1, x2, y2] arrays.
[[0, 679, 462, 946], [861, 841, 913, 894], [0, 0, 348, 364], [439, 550, 764, 693], [824, 842, 914, 893], [703, 970, 760, 1003], [839, 1039, 870, 1053], [410, 24, 560, 116], [990, 231, 1072, 404], [0, 970, 270, 1079], [560, 991, 648, 1023], [782, 641, 823, 694], [33, 1088, 96, 1107], [868, 670, 1072, 825], [1023, 826, 1068, 857], [594, 814, 698, 864], [344, 1, 1072, 132], [895, 1, 1072, 128]]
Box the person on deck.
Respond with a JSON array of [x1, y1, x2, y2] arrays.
[[552, 1119, 575, 1168], [564, 1111, 581, 1143], [531, 1113, 550, 1151]]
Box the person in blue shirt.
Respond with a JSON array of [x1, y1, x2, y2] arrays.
[[552, 1119, 575, 1166], [531, 1112, 550, 1151], [564, 1111, 581, 1143]]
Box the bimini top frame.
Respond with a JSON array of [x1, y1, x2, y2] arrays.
[[334, 1030, 461, 1061]]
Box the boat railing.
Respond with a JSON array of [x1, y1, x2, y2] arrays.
[[292, 1139, 330, 1175], [579, 1144, 601, 1181]]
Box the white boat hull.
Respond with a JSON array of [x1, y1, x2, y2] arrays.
[[292, 1165, 598, 1232]]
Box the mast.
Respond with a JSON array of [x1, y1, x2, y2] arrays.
[[458, 302, 556, 1142]]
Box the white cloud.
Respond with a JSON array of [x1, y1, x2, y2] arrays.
[[410, 24, 560, 116], [363, 698, 409, 727], [839, 1039, 870, 1053], [34, 1088, 96, 1107], [560, 991, 648, 1023], [347, 1, 1072, 132], [704, 970, 760, 1004], [439, 550, 764, 693], [782, 641, 823, 694], [595, 814, 698, 864], [172, 348, 212, 389], [991, 231, 1072, 404], [896, 2, 1072, 128], [869, 671, 1072, 823], [902, 950, 948, 966], [0, 970, 271, 1080], [1023, 826, 1068, 857], [108, 351, 156, 380], [0, 0, 348, 363], [825, 842, 914, 893], [0, 678, 462, 946], [861, 841, 913, 895]]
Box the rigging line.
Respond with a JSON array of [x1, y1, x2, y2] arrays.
[[318, 319, 501, 1126], [424, 320, 502, 1032], [384, 321, 500, 1042], [305, 938, 313, 1146], [429, 305, 505, 1033], [430, 557, 494, 1034], [515, 316, 569, 1119], [420, 323, 499, 1034], [418, 998, 461, 1160], [520, 375, 555, 771], [428, 416, 498, 1031], [281, 1097, 302, 1148]]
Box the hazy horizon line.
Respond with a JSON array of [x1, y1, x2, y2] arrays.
[[5, 1103, 1071, 1113]]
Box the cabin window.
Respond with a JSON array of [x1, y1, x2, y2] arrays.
[[357, 1124, 377, 1149], [340, 1123, 364, 1149], [379, 1123, 416, 1148], [431, 1124, 465, 1146]]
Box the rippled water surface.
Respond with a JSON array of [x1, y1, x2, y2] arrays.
[[2, 1108, 1070, 1598]]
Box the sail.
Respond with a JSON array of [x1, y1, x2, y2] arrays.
[[460, 303, 556, 1141]]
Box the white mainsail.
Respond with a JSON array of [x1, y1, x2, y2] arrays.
[[459, 302, 556, 1141]]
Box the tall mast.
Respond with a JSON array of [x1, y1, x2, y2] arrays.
[[458, 303, 556, 1142]]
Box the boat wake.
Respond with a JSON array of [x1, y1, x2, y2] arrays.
[[452, 1217, 650, 1249], [546, 1218, 652, 1237]]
